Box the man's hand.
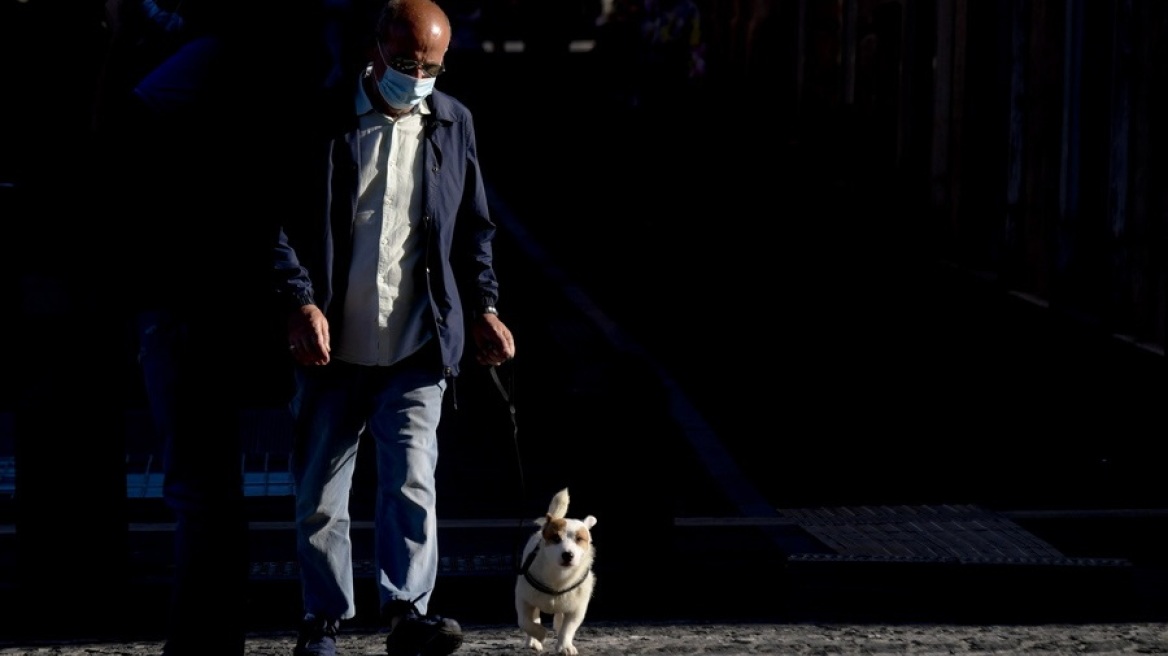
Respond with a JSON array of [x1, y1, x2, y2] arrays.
[[473, 313, 515, 366], [287, 304, 331, 366]]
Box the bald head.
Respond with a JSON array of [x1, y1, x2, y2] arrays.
[[364, 0, 451, 115], [377, 0, 452, 53]]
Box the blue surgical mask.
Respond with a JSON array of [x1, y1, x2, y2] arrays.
[[376, 53, 437, 110]]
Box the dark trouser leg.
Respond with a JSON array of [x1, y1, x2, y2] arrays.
[[138, 311, 248, 656]]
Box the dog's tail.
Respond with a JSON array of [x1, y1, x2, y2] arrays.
[[545, 487, 570, 520]]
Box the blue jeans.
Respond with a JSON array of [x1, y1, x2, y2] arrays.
[[290, 348, 447, 621], [136, 309, 248, 656]]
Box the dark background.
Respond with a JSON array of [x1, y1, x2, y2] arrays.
[[2, 0, 1167, 641]]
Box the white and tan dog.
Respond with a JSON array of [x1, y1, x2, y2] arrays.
[[515, 488, 597, 655]]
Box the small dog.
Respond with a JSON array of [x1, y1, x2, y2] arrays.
[[515, 488, 597, 655]]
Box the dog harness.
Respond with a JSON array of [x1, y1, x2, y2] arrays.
[[518, 546, 592, 596]]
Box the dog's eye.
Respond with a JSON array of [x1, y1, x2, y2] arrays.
[[550, 534, 562, 544], [575, 534, 587, 543]]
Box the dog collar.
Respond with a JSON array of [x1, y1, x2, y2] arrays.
[[519, 546, 592, 596]]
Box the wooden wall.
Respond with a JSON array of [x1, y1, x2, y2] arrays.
[[706, 0, 1167, 354]]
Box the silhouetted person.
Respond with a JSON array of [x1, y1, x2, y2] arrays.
[[101, 4, 321, 653]]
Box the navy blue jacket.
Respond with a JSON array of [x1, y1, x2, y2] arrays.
[[273, 84, 501, 379]]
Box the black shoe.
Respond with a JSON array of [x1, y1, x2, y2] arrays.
[[294, 616, 340, 656], [383, 600, 463, 656]]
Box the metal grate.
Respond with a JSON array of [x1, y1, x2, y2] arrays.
[[779, 504, 1131, 567]]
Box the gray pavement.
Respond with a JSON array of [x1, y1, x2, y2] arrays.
[[4, 621, 1168, 655]]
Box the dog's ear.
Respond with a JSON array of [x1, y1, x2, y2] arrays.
[[584, 515, 597, 528], [534, 516, 547, 526]]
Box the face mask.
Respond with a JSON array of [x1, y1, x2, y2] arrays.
[[376, 55, 437, 110]]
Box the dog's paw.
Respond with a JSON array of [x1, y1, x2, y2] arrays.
[[554, 642, 578, 656], [525, 636, 544, 652]]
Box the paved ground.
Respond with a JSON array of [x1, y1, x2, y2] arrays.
[[5, 621, 1168, 655]]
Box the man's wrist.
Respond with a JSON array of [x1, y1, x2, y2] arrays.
[[478, 305, 499, 318]]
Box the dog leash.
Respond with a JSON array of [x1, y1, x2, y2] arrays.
[[488, 362, 523, 494], [485, 361, 535, 570]]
